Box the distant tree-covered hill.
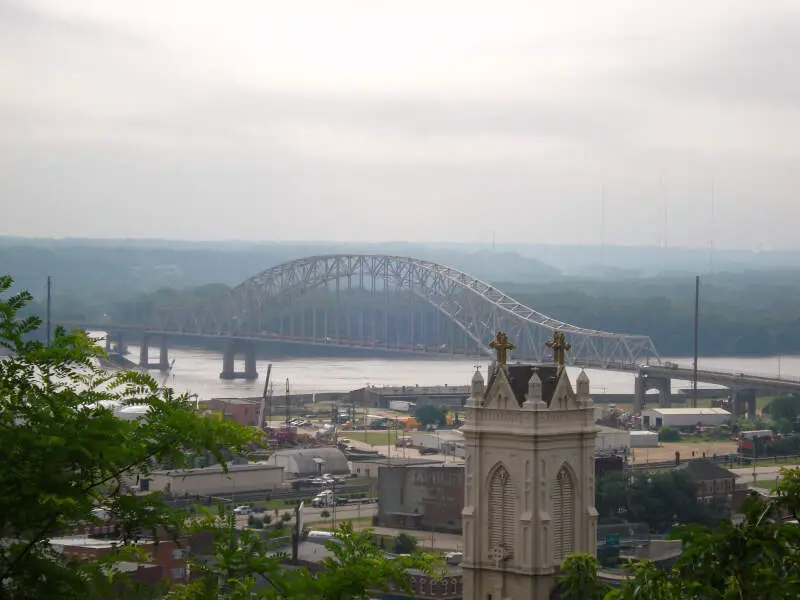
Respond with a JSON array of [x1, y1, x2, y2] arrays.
[[4, 237, 800, 357]]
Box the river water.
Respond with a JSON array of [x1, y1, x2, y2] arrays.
[[108, 335, 800, 401]]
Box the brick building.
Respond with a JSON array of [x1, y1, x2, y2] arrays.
[[50, 535, 191, 585], [383, 567, 463, 600], [679, 459, 738, 505], [377, 464, 464, 533], [201, 397, 262, 427]]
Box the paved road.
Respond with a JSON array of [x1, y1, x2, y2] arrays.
[[732, 464, 800, 480], [371, 526, 464, 551]]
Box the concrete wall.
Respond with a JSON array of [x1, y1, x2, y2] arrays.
[[377, 465, 464, 533], [148, 464, 284, 496]]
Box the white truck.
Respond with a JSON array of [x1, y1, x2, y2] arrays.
[[311, 490, 335, 508], [389, 400, 415, 412]]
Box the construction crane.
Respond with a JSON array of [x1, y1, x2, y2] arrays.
[[159, 358, 176, 387], [256, 363, 273, 431]]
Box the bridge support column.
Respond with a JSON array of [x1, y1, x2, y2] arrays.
[[633, 374, 646, 416], [139, 334, 170, 370], [732, 389, 757, 420], [106, 331, 127, 355], [652, 377, 672, 408], [219, 341, 258, 380]]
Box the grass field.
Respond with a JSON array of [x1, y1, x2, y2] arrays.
[[755, 479, 781, 491], [351, 429, 400, 447]]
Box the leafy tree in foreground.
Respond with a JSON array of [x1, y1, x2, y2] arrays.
[[0, 275, 257, 598], [1, 275, 438, 599], [393, 532, 418, 554], [171, 520, 437, 600], [559, 467, 800, 599]]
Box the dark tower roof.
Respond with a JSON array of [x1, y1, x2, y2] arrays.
[[486, 363, 562, 407]]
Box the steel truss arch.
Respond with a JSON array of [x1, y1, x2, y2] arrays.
[[220, 254, 660, 367]]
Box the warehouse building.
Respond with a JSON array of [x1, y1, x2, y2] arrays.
[[642, 407, 731, 429], [377, 464, 464, 533], [409, 429, 466, 457], [266, 447, 349, 477], [349, 456, 444, 479], [146, 462, 284, 496], [629, 430, 660, 448], [595, 426, 630, 452], [349, 384, 470, 410]]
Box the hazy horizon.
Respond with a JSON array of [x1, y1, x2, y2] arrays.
[[3, 1, 799, 249]]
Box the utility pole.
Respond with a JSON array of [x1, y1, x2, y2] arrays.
[[693, 275, 700, 409], [46, 276, 52, 347], [285, 378, 291, 425]]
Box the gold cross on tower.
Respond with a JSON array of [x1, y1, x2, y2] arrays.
[[489, 331, 514, 364], [546, 331, 571, 368]]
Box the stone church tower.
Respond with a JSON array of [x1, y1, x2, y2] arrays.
[[461, 332, 598, 600]]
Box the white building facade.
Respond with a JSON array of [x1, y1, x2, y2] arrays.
[[461, 361, 598, 600]]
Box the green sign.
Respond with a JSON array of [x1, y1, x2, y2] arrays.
[[605, 533, 620, 547]]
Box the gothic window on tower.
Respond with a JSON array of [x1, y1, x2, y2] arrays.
[[551, 466, 575, 563], [488, 464, 517, 561]]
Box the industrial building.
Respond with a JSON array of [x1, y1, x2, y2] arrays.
[[266, 447, 349, 477], [629, 430, 660, 448], [595, 426, 630, 452], [146, 462, 284, 496], [200, 397, 263, 427], [377, 464, 464, 533], [408, 429, 466, 456], [349, 456, 445, 479], [349, 384, 470, 410], [642, 407, 731, 429]]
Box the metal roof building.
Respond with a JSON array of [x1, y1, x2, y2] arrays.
[[267, 447, 349, 476], [642, 407, 731, 428]]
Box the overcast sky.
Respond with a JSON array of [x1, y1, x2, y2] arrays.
[[2, 0, 799, 249]]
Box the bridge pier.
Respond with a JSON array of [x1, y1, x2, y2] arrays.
[[139, 333, 170, 370], [634, 374, 645, 415], [731, 388, 757, 421], [633, 373, 672, 415], [220, 340, 258, 380], [105, 331, 128, 355]]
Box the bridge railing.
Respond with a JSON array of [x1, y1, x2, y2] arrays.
[[645, 364, 800, 385]]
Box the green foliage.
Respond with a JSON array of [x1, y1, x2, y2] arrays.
[[657, 426, 680, 442], [763, 395, 800, 434], [415, 404, 446, 427], [0, 275, 257, 598], [562, 489, 800, 599], [775, 467, 800, 521], [173, 520, 438, 600], [595, 470, 724, 532], [303, 522, 439, 600], [392, 532, 418, 554], [320, 510, 331, 519], [555, 555, 609, 600]]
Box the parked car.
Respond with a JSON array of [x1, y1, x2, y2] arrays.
[[233, 506, 251, 515], [419, 447, 439, 455]]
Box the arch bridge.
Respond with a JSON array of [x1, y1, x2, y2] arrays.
[[103, 254, 660, 375]]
